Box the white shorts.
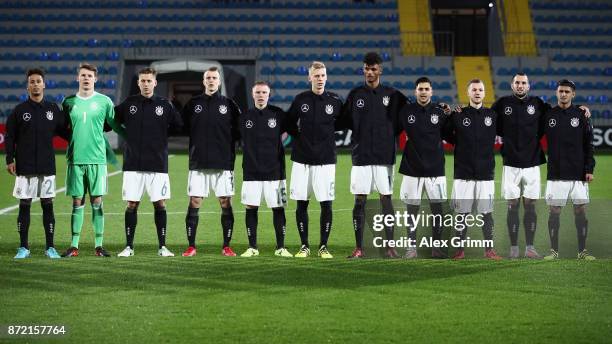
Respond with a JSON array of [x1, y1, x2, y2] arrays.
[[188, 169, 234, 198], [289, 162, 335, 202], [122, 171, 170, 202], [350, 165, 394, 195], [545, 180, 589, 207], [451, 179, 495, 214], [501, 165, 541, 200], [13, 175, 56, 199], [400, 176, 447, 205], [241, 180, 287, 208]]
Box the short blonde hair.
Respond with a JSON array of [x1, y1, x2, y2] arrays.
[[309, 61, 326, 73]]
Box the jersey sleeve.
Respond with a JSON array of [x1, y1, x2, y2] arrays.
[[285, 97, 300, 136], [54, 103, 71, 141], [583, 116, 595, 175], [339, 90, 354, 130], [167, 101, 184, 136], [229, 99, 242, 142], [442, 112, 457, 144]]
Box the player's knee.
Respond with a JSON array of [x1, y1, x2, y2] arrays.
[[320, 201, 332, 211], [549, 206, 562, 215], [508, 199, 520, 211], [72, 198, 83, 207], [127, 201, 140, 210], [219, 197, 232, 208], [245, 205, 258, 210], [19, 199, 32, 206], [297, 200, 309, 211], [573, 205, 586, 215], [40, 198, 53, 205], [153, 200, 164, 209], [354, 196, 366, 211], [90, 196, 102, 206], [189, 197, 202, 208], [379, 194, 391, 201]]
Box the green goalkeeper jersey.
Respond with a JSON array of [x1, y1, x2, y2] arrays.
[[62, 92, 121, 165]]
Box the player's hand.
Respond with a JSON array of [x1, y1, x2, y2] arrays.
[[585, 173, 594, 182], [7, 162, 16, 176], [579, 105, 591, 118], [439, 103, 452, 115], [453, 105, 462, 113]]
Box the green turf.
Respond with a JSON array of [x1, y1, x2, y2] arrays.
[[1, 153, 611, 343]]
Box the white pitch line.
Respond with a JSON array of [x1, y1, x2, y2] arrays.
[[0, 169, 123, 215]]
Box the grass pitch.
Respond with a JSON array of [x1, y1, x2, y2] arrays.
[[0, 153, 611, 343]]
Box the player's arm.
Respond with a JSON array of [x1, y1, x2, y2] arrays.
[[441, 112, 457, 144], [54, 104, 71, 142], [181, 99, 193, 135], [391, 90, 408, 136], [583, 114, 595, 182], [339, 90, 354, 130], [5, 108, 18, 175], [285, 97, 300, 136], [105, 101, 126, 139], [491, 98, 503, 137], [229, 99, 242, 142], [168, 102, 184, 136]]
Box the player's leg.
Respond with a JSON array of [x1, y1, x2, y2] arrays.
[[91, 195, 109, 257], [451, 180, 475, 260], [318, 201, 333, 258], [311, 164, 335, 258], [118, 201, 139, 257], [544, 205, 562, 260], [290, 163, 311, 253], [572, 182, 594, 260], [374, 165, 397, 258], [263, 180, 291, 257], [544, 180, 569, 260], [502, 166, 522, 258], [476, 181, 501, 260], [522, 197, 540, 258], [401, 176, 423, 259], [40, 197, 60, 258], [184, 170, 206, 256], [242, 204, 260, 257], [15, 198, 32, 259], [64, 165, 85, 257], [349, 166, 372, 258], [214, 170, 236, 256], [522, 166, 541, 258], [425, 176, 447, 258], [148, 172, 172, 256]]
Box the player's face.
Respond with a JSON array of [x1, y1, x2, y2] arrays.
[[308, 68, 327, 92], [556, 86, 575, 106], [252, 84, 270, 108], [138, 73, 157, 98], [363, 64, 381, 84], [468, 82, 485, 105], [414, 82, 432, 105], [203, 70, 220, 94], [78, 68, 97, 91], [511, 75, 530, 97], [27, 74, 45, 98]]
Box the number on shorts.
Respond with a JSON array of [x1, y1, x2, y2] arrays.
[[329, 182, 335, 197], [161, 181, 168, 196], [279, 186, 287, 205], [43, 179, 53, 196]]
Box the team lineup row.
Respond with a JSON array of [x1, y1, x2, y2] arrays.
[[4, 52, 595, 261]]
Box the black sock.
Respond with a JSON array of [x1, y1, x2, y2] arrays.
[[507, 203, 520, 246], [245, 208, 258, 249], [548, 212, 560, 251], [482, 212, 494, 251], [524, 203, 537, 246], [575, 212, 588, 252], [125, 207, 137, 249], [296, 200, 309, 247], [41, 201, 55, 249], [155, 206, 167, 248], [406, 204, 420, 245], [352, 198, 366, 249], [17, 201, 31, 249], [185, 207, 199, 247], [320, 201, 332, 247], [381, 197, 395, 241], [221, 206, 234, 247], [272, 207, 286, 249], [430, 203, 443, 242]]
